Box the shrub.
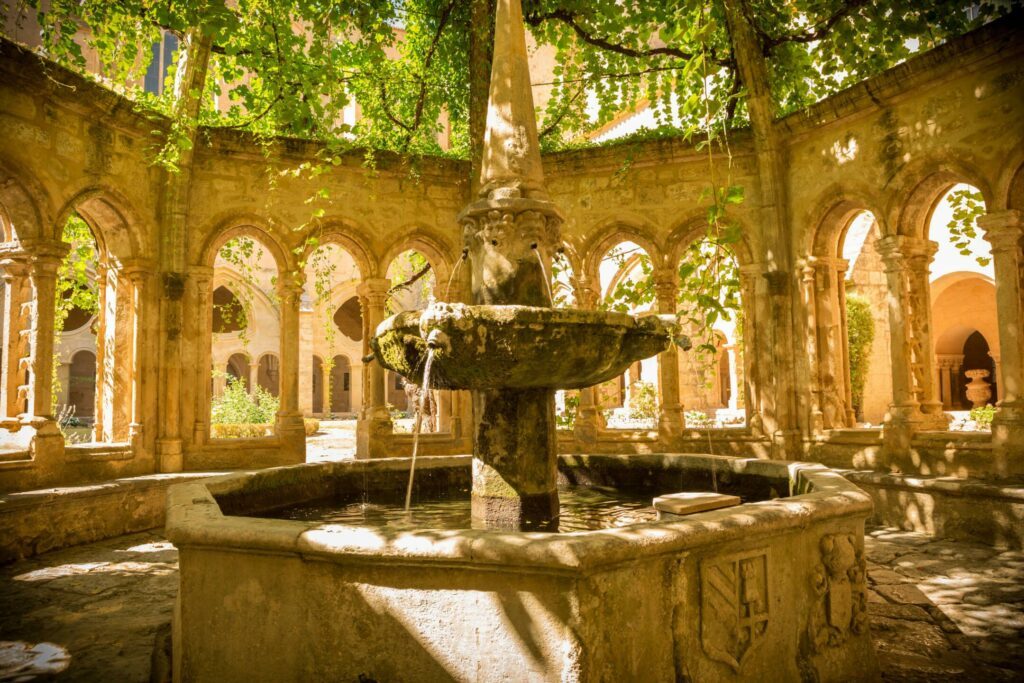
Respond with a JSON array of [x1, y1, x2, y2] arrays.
[[211, 375, 279, 425], [685, 410, 714, 428], [628, 381, 658, 421], [846, 294, 875, 421], [968, 404, 995, 430], [304, 418, 320, 436], [210, 423, 272, 439]]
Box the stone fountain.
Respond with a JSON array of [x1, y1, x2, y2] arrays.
[[369, 0, 681, 531], [166, 1, 879, 680]]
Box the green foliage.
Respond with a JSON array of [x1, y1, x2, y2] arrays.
[[387, 250, 434, 314], [556, 390, 579, 429], [602, 244, 654, 313], [845, 294, 875, 421], [685, 410, 714, 429], [628, 381, 658, 421], [968, 404, 995, 429], [210, 374, 279, 425], [4, 0, 1002, 155], [944, 187, 990, 267], [210, 422, 272, 438]]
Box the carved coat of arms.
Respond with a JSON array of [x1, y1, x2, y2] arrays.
[[700, 549, 770, 672], [808, 532, 868, 652]]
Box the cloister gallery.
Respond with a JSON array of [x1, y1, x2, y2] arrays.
[[0, 1, 1022, 681]]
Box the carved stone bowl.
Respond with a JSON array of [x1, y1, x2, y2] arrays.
[[370, 302, 685, 390]]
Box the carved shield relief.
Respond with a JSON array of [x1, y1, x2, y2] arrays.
[[700, 549, 770, 672]]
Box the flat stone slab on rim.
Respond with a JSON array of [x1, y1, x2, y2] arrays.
[[653, 492, 740, 517]]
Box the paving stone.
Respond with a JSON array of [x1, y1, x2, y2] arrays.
[[874, 583, 934, 605], [868, 602, 932, 622]]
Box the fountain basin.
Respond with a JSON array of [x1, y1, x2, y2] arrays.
[[167, 454, 878, 682], [370, 302, 681, 390]]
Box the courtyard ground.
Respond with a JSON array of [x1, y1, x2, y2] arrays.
[[0, 528, 1020, 681]]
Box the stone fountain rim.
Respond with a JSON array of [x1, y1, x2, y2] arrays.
[[165, 453, 871, 577], [377, 303, 671, 335]]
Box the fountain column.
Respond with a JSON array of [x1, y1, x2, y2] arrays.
[[459, 0, 564, 530]]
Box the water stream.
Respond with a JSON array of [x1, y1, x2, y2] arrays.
[[533, 247, 554, 304], [404, 346, 436, 511], [445, 252, 466, 301]]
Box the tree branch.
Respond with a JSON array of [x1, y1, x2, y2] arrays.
[[762, 0, 870, 50], [388, 263, 433, 295], [525, 8, 733, 67]]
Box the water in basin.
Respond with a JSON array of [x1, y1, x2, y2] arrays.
[[259, 483, 659, 533]]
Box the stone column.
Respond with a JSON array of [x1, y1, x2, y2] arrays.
[[990, 353, 1002, 402], [572, 276, 603, 443], [738, 265, 763, 435], [936, 356, 957, 409], [800, 262, 824, 433], [190, 267, 213, 446], [356, 278, 393, 458], [26, 251, 63, 420], [276, 275, 306, 461], [111, 270, 135, 442], [653, 268, 684, 439], [979, 210, 1024, 467], [92, 263, 108, 441], [298, 293, 314, 415], [124, 263, 153, 447], [836, 266, 857, 426], [0, 255, 31, 417], [724, 344, 740, 411], [807, 257, 853, 430], [876, 236, 949, 448]]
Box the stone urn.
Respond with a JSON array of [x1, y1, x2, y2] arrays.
[[964, 368, 992, 408]]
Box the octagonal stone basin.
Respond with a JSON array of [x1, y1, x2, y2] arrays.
[[167, 454, 878, 682], [370, 303, 680, 389]]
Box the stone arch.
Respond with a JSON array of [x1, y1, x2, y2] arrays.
[[886, 155, 995, 240], [996, 142, 1024, 211], [198, 214, 293, 273], [804, 186, 885, 259], [380, 227, 455, 285], [0, 157, 51, 243], [56, 186, 146, 262], [255, 352, 280, 397], [298, 219, 376, 279], [581, 220, 663, 284], [666, 213, 756, 267]]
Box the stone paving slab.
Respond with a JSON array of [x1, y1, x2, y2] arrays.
[[0, 527, 1021, 681]]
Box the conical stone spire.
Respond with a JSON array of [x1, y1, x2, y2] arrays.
[[459, 0, 562, 308], [478, 0, 547, 200]]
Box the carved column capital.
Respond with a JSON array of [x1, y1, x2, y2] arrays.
[[875, 235, 936, 271], [979, 209, 1024, 253], [357, 277, 391, 306]]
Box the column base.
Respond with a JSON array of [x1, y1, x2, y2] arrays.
[[356, 416, 393, 459], [992, 401, 1024, 476], [157, 438, 183, 473], [471, 490, 559, 531], [276, 412, 306, 464]]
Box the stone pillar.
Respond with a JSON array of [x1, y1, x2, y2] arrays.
[[190, 268, 213, 446], [936, 355, 957, 409], [156, 272, 187, 472], [806, 257, 854, 431], [725, 344, 740, 411], [979, 210, 1024, 468], [124, 263, 153, 447], [27, 251, 62, 420], [92, 264, 109, 441], [356, 278, 393, 458], [653, 268, 684, 439], [738, 265, 763, 435], [276, 275, 306, 461], [876, 236, 949, 454], [800, 262, 824, 433], [990, 353, 1002, 402], [111, 270, 134, 442], [572, 276, 603, 443], [349, 362, 363, 417], [298, 293, 314, 415], [0, 256, 31, 417]]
